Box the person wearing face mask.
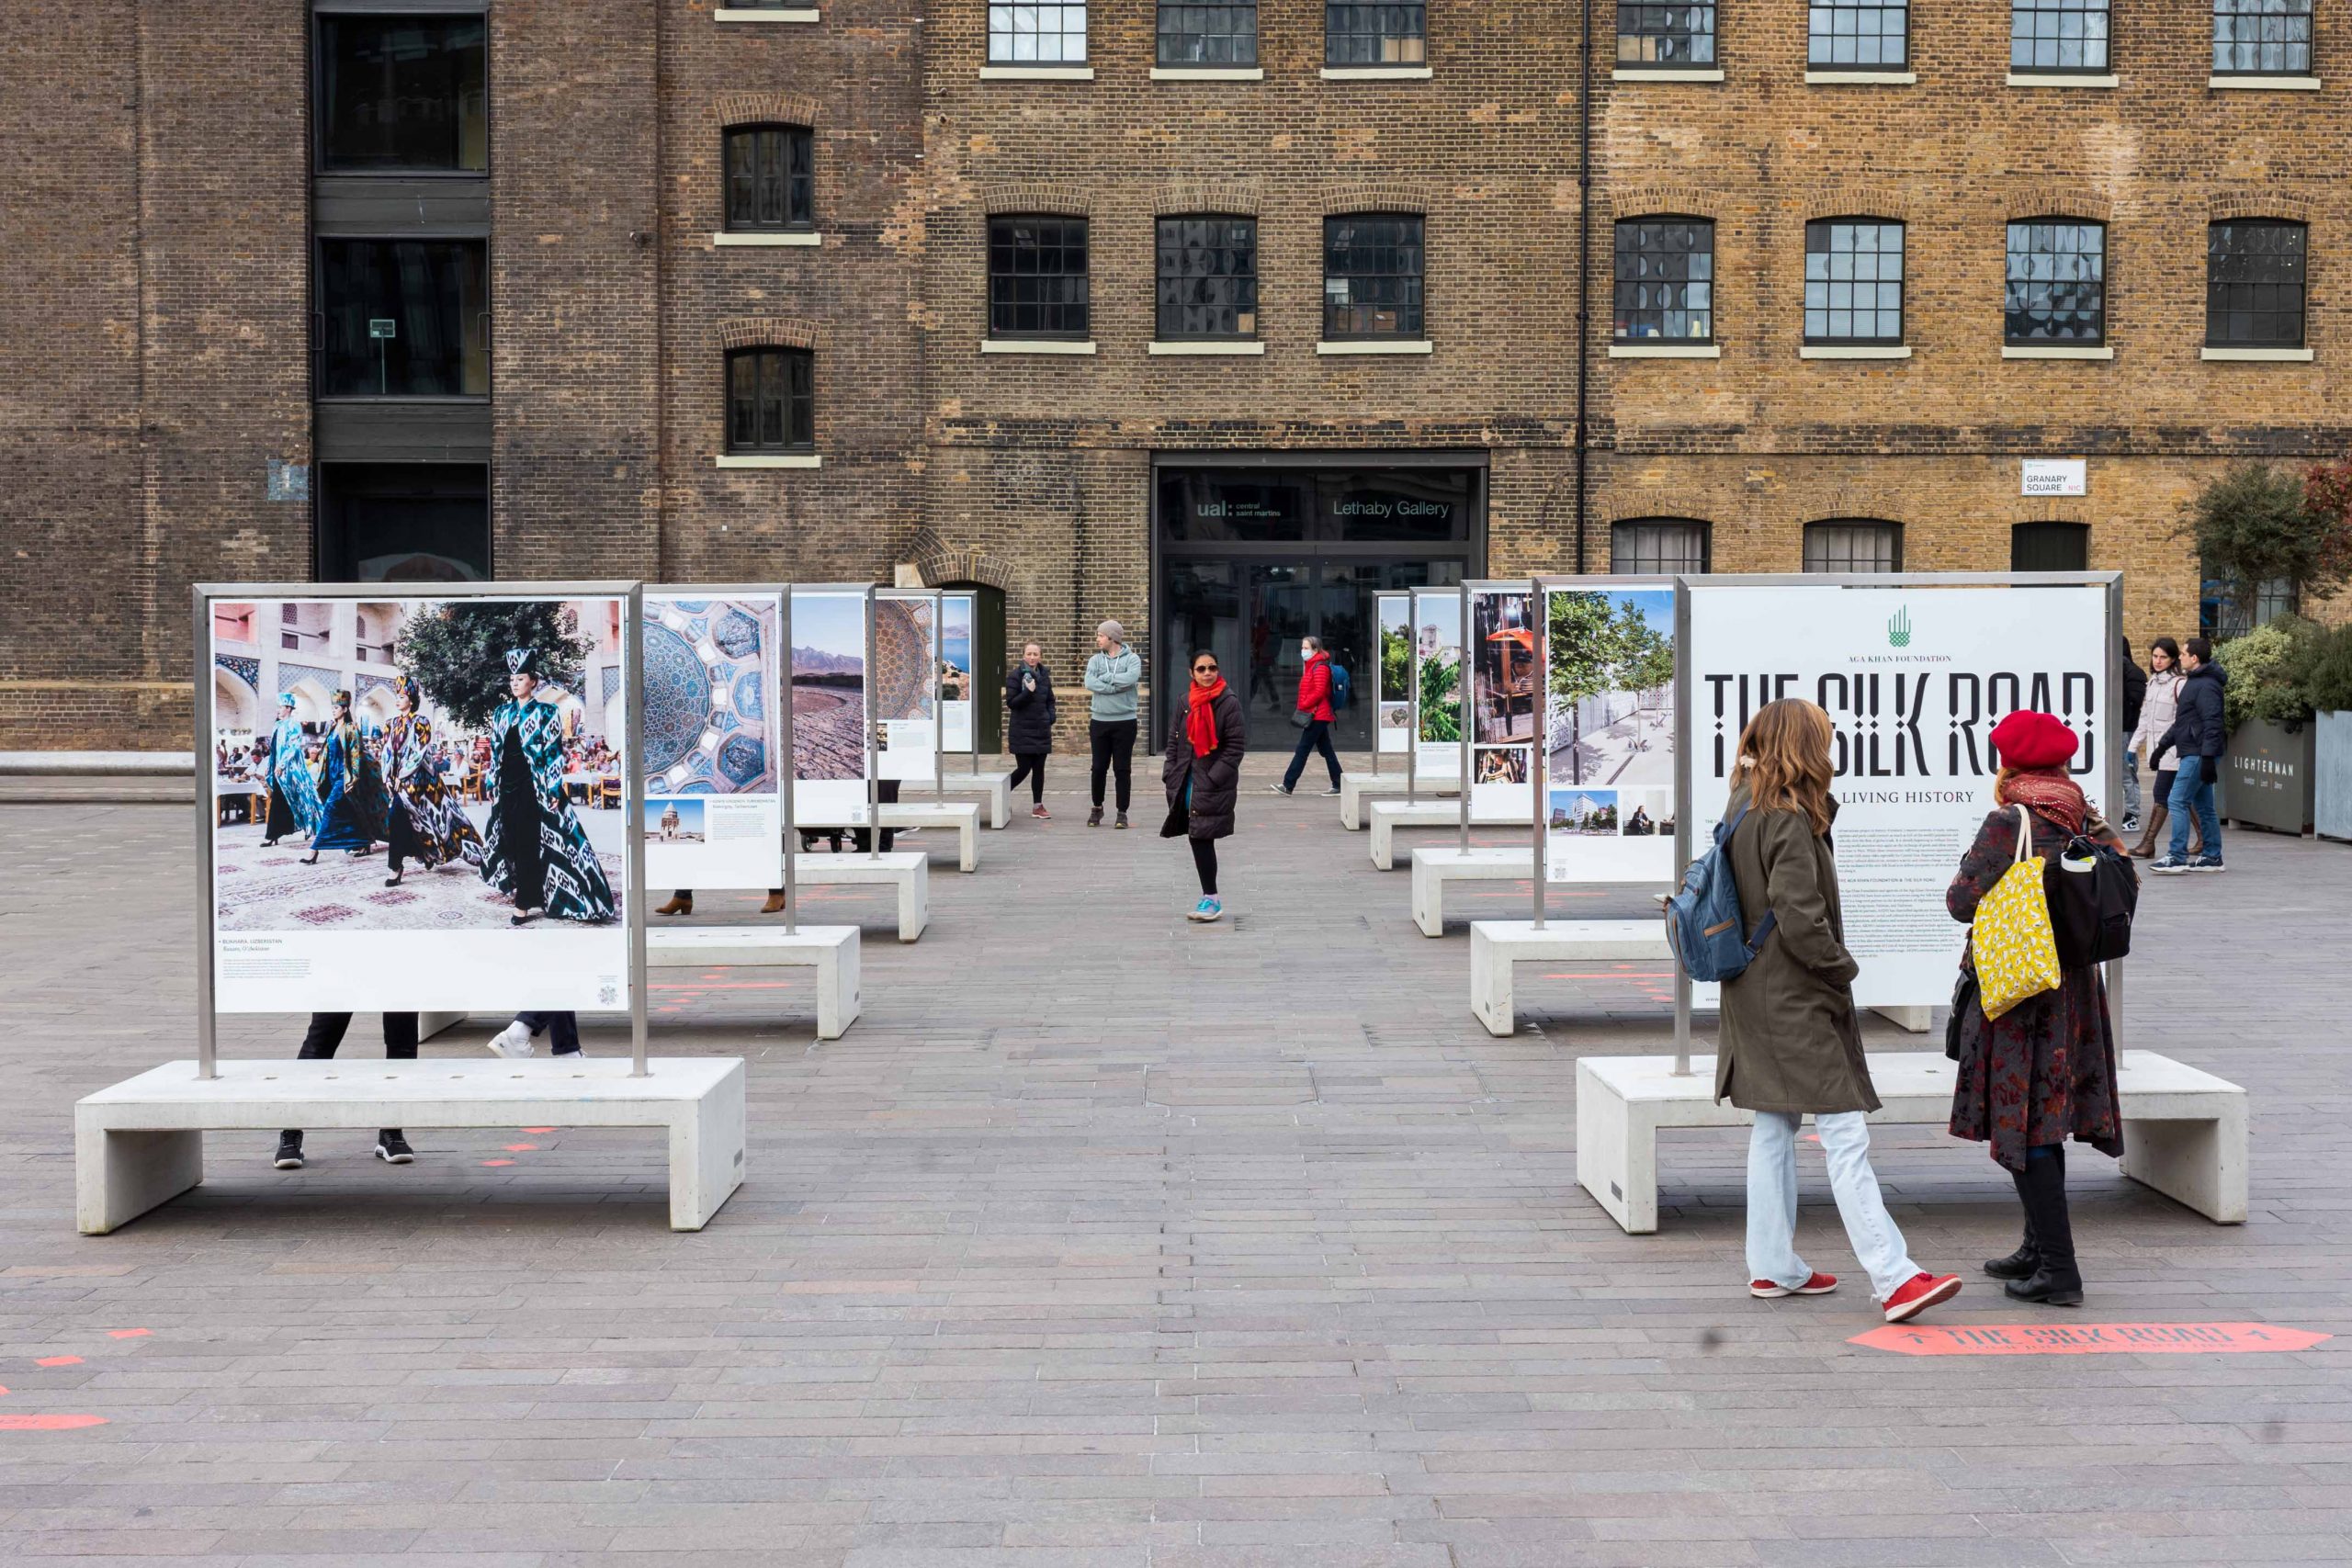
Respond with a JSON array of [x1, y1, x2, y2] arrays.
[[1269, 635, 1343, 798]]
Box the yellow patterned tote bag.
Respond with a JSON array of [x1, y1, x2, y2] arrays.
[[1973, 804, 2063, 1021]]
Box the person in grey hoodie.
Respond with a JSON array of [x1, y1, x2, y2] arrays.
[[1083, 619, 1142, 829]]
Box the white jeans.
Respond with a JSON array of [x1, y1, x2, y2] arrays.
[[1747, 1110, 1920, 1301]]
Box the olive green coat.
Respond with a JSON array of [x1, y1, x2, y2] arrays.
[[1713, 784, 1880, 1115]]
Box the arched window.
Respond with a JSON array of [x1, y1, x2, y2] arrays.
[[2207, 220, 2307, 349], [1157, 216, 1259, 340], [725, 347, 814, 453], [1614, 217, 1713, 343], [2006, 219, 2106, 344], [1804, 219, 1904, 345], [1611, 519, 1712, 575], [723, 124, 813, 232], [1323, 213, 1425, 339], [1804, 519, 1902, 573], [989, 216, 1091, 340]]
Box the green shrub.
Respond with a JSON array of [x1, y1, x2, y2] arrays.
[[2301, 623, 2352, 716], [2215, 615, 2321, 728]]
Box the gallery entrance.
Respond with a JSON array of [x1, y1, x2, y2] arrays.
[[1153, 457, 1484, 750]]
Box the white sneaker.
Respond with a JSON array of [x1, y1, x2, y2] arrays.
[[486, 1021, 536, 1059]]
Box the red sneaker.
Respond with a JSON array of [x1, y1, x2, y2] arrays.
[[1883, 1272, 1962, 1324], [1750, 1271, 1838, 1299]]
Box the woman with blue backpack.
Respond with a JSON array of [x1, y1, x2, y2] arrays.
[[1711, 698, 1963, 1325]]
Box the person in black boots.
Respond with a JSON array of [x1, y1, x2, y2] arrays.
[[1004, 641, 1057, 821], [1943, 710, 2132, 1307], [273, 1011, 422, 1170]]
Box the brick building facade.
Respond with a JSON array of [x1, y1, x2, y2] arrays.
[[5, 1, 2344, 750]]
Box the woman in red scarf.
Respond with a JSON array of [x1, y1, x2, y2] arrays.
[[1945, 709, 2132, 1308], [1162, 649, 1247, 922]]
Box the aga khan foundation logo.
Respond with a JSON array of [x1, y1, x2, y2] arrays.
[[1887, 606, 1913, 649]]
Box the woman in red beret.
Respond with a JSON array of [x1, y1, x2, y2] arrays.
[[1944, 709, 2131, 1307]]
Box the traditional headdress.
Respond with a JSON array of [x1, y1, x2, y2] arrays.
[[505, 648, 539, 677], [395, 675, 421, 707], [277, 692, 295, 708], [332, 688, 353, 709]]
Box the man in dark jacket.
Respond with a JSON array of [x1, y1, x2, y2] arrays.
[[2118, 637, 2147, 832], [2150, 637, 2227, 874]]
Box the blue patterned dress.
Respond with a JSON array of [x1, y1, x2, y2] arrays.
[[311, 719, 385, 852], [480, 698, 616, 922], [263, 716, 322, 842]]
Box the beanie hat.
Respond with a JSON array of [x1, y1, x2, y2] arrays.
[[1097, 619, 1124, 642], [1989, 709, 2078, 771]]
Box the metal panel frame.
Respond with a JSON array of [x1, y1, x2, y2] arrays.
[[1406, 583, 1464, 822], [879, 586, 946, 795], [1371, 589, 1410, 781], [646, 582, 793, 920], [1462, 579, 1539, 853], [192, 578, 645, 1079], [940, 589, 983, 774]]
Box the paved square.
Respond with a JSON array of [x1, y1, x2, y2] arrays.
[[3, 764, 2347, 1566]]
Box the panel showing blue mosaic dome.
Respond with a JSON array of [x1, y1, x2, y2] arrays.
[[639, 594, 780, 795]]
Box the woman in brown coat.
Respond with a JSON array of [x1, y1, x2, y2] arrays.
[[1718, 699, 1962, 1325], [1947, 708, 2128, 1307], [1163, 649, 1246, 923]]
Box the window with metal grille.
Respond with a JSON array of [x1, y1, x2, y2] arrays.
[[1808, 1, 1908, 66], [2010, 0, 2109, 71], [1804, 220, 1904, 344], [726, 348, 815, 453], [2213, 0, 2312, 74], [1157, 218, 1259, 339], [2011, 522, 2088, 572], [2005, 220, 2106, 344], [1323, 214, 1425, 339], [1617, 4, 1716, 65], [1327, 4, 1425, 64], [723, 126, 814, 232], [1613, 219, 1713, 342], [1159, 2, 1259, 65], [989, 3, 1088, 63], [1611, 520, 1712, 574], [2207, 220, 2306, 347], [989, 216, 1091, 339], [1803, 520, 1903, 573]]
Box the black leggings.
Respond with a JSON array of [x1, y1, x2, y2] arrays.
[[1090, 719, 1136, 811], [1190, 836, 1218, 896], [1009, 752, 1047, 803]]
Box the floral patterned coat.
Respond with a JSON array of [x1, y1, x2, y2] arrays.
[[1945, 804, 2125, 1173]]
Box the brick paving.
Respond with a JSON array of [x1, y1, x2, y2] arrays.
[[3, 759, 2349, 1566]]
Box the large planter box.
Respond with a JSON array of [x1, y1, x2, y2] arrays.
[[2318, 711, 2352, 842], [2222, 717, 2316, 835]]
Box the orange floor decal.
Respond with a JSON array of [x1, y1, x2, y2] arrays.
[[1853, 1322, 2331, 1356]]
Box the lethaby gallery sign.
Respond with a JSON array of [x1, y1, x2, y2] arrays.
[[1687, 579, 2110, 1008]]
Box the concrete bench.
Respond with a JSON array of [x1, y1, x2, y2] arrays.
[[793, 851, 928, 942], [75, 1056, 747, 1235], [1340, 773, 1456, 830], [1410, 846, 1537, 937], [648, 924, 861, 1039], [801, 801, 980, 872], [1470, 919, 1669, 1035], [911, 770, 1012, 829], [1468, 919, 1937, 1038], [1368, 799, 1530, 871], [1576, 1050, 2249, 1234]]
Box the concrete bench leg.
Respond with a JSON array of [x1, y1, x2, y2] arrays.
[[1470, 926, 1514, 1037], [666, 1067, 747, 1232], [1872, 1006, 1932, 1033], [2120, 1106, 2248, 1224], [898, 873, 928, 942], [814, 935, 861, 1041], [1371, 816, 1395, 872], [419, 1010, 466, 1043], [77, 1122, 204, 1235], [1411, 860, 1444, 938], [1575, 1060, 1657, 1234], [957, 821, 978, 873]]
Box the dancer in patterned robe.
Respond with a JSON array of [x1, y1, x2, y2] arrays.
[[261, 694, 322, 846], [481, 649, 616, 926], [381, 676, 483, 887], [301, 691, 385, 863]]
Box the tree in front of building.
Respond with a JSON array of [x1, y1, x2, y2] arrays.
[[1546, 592, 1676, 784], [1381, 620, 1414, 705], [399, 601, 591, 731], [2182, 461, 2352, 637]]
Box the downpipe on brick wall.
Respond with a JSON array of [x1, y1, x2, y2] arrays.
[[1573, 0, 1593, 572]]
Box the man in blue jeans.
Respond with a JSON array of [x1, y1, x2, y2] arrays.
[[2150, 636, 2228, 874], [1271, 637, 1343, 797]]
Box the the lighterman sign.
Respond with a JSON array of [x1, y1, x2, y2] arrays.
[[2021, 458, 2087, 496]]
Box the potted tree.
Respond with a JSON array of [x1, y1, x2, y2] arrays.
[[2214, 615, 2319, 835], [2309, 622, 2352, 842]]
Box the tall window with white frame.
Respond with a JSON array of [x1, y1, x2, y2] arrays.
[[2011, 0, 2109, 73], [726, 347, 814, 455], [2207, 220, 2307, 349], [1618, 4, 1716, 66], [1157, 218, 1259, 340], [1611, 520, 1712, 574], [1614, 218, 1713, 343], [2212, 0, 2312, 75], [1323, 214, 1425, 340], [723, 125, 813, 233], [1804, 220, 1905, 346], [1808, 1, 1908, 67], [1327, 4, 1425, 65], [989, 216, 1091, 341], [1159, 2, 1259, 65], [1803, 520, 1903, 573], [989, 3, 1088, 63], [2005, 220, 2106, 345]]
